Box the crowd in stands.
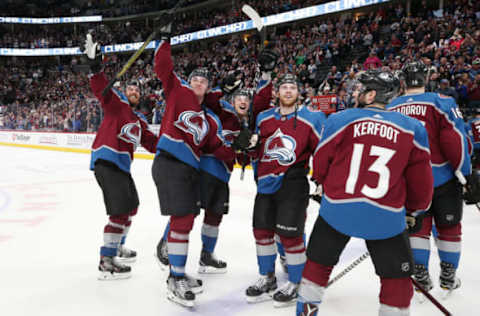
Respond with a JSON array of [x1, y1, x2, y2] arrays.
[[1, 0, 480, 132], [0, 0, 329, 49]]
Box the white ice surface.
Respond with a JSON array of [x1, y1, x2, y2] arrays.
[[0, 146, 479, 316]]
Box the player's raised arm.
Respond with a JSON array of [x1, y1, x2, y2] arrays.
[[152, 21, 181, 100], [82, 34, 120, 112]]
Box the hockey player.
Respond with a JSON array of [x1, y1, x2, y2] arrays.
[[387, 62, 472, 296], [244, 73, 326, 308], [82, 34, 159, 280], [151, 28, 236, 307], [297, 70, 434, 316], [155, 49, 278, 274], [467, 108, 480, 168]]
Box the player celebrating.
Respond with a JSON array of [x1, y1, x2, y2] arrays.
[[245, 73, 326, 308], [82, 34, 159, 280], [387, 62, 472, 296], [297, 70, 433, 316], [155, 49, 278, 274], [151, 27, 236, 307]]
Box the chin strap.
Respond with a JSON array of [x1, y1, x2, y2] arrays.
[[294, 104, 298, 129]]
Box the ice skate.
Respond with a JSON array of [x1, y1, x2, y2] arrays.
[[412, 264, 433, 303], [273, 281, 299, 308], [98, 256, 131, 280], [439, 261, 461, 300], [117, 245, 137, 263], [155, 238, 169, 271], [245, 273, 277, 303], [166, 274, 195, 308], [198, 250, 227, 274], [185, 274, 203, 294]]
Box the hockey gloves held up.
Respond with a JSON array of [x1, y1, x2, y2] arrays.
[[220, 73, 243, 95], [154, 13, 175, 41], [463, 170, 480, 204], [258, 49, 279, 72], [232, 127, 253, 153], [81, 34, 103, 73]]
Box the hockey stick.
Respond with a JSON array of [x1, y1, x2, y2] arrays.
[[410, 277, 452, 316], [327, 252, 370, 287], [102, 0, 187, 96], [238, 4, 265, 180]]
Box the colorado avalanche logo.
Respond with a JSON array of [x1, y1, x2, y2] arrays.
[[261, 128, 296, 166], [118, 121, 141, 150], [222, 129, 239, 143], [174, 111, 209, 145]]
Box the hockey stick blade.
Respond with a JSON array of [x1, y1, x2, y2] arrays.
[[242, 4, 263, 32], [410, 277, 452, 315]]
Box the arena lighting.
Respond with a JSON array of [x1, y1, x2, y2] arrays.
[[0, 0, 391, 56], [0, 16, 102, 24]]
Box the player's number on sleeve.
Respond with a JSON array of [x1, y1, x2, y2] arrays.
[[345, 144, 395, 199]]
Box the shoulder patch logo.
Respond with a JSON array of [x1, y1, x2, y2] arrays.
[[118, 121, 141, 149], [261, 128, 297, 166], [222, 129, 239, 143], [174, 110, 209, 145]]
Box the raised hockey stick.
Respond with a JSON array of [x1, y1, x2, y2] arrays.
[[238, 5, 265, 180], [327, 252, 370, 287], [102, 0, 187, 96], [410, 277, 452, 316]]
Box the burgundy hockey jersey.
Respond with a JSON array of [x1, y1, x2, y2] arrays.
[[154, 40, 216, 169], [313, 108, 433, 239], [89, 72, 158, 173], [253, 105, 326, 194], [387, 92, 471, 187]]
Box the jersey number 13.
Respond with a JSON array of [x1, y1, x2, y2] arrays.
[[345, 144, 395, 199]]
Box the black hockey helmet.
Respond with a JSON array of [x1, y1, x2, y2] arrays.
[[356, 70, 400, 105], [276, 73, 299, 90], [232, 88, 251, 100], [393, 70, 406, 82], [188, 67, 210, 84], [402, 61, 427, 88]]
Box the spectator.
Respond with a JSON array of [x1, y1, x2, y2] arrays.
[[437, 79, 459, 100], [363, 51, 382, 70]]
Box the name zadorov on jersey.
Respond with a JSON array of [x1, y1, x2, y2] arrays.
[[392, 104, 427, 116]]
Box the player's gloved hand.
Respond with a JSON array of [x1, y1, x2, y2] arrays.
[[310, 185, 323, 204], [463, 170, 480, 204], [232, 127, 253, 152], [220, 73, 242, 95], [406, 210, 428, 234], [81, 33, 102, 73], [258, 49, 279, 72], [154, 13, 175, 41]]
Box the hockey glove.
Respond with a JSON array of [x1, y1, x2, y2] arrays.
[[310, 185, 323, 204], [232, 127, 253, 152], [154, 13, 175, 41], [220, 73, 242, 95], [258, 49, 279, 72], [406, 210, 428, 234], [463, 170, 480, 204], [81, 34, 102, 73]]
